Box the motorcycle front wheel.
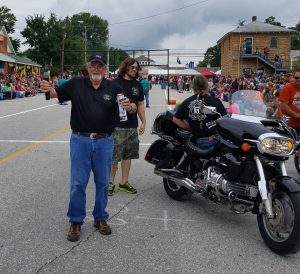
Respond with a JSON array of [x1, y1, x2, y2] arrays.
[[257, 190, 300, 254], [294, 153, 300, 175], [163, 178, 192, 201]]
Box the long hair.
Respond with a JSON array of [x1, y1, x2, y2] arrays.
[[193, 75, 209, 129], [118, 57, 141, 79], [192, 74, 209, 96]]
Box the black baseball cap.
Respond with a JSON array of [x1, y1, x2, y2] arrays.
[[88, 53, 107, 65]]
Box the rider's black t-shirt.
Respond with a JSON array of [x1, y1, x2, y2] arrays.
[[175, 94, 227, 137], [56, 77, 119, 134], [112, 75, 144, 128]]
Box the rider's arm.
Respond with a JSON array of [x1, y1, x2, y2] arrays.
[[279, 101, 300, 118], [172, 116, 191, 130]]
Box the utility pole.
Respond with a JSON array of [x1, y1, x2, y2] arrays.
[[61, 26, 66, 75], [84, 25, 87, 63], [78, 21, 87, 63], [107, 29, 110, 76]]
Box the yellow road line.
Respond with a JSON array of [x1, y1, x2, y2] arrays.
[[0, 126, 70, 165]]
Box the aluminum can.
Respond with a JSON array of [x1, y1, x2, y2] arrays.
[[117, 93, 128, 122]]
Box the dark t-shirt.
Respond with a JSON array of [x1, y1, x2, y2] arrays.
[[175, 94, 227, 137], [56, 76, 119, 134], [112, 75, 144, 128]]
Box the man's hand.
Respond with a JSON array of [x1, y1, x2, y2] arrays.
[[121, 98, 136, 113], [40, 80, 52, 93], [139, 123, 145, 135]]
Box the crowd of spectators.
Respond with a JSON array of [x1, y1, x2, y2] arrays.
[[1, 71, 293, 107], [0, 73, 42, 100], [167, 72, 292, 104], [0, 72, 74, 101]]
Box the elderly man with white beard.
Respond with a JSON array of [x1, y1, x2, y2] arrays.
[[40, 53, 137, 241]]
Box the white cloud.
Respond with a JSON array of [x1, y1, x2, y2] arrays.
[[1, 0, 300, 65]]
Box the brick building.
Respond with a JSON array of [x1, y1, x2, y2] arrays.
[[0, 25, 41, 75], [218, 16, 293, 78]]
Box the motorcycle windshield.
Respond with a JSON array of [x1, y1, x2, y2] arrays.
[[229, 89, 278, 123]]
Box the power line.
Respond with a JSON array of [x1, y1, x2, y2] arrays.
[[110, 0, 210, 26]]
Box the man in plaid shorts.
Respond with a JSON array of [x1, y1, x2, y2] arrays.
[[109, 57, 146, 195]]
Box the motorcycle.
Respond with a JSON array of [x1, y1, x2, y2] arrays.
[[145, 89, 300, 254]]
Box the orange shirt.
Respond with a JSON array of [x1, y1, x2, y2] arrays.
[[278, 82, 300, 127]]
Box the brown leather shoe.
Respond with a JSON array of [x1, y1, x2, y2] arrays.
[[67, 223, 81, 242], [94, 220, 112, 235]]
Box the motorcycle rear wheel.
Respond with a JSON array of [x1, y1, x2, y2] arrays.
[[257, 190, 300, 254], [163, 178, 192, 201]]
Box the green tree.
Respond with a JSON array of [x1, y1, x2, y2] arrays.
[[0, 5, 20, 52], [21, 12, 128, 74], [264, 16, 283, 26], [290, 21, 300, 50], [60, 12, 110, 72], [109, 47, 129, 73], [0, 6, 16, 33], [293, 59, 300, 70], [197, 44, 221, 68], [21, 14, 53, 66], [238, 19, 246, 27]]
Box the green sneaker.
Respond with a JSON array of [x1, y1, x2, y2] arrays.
[[118, 181, 137, 194], [108, 182, 116, 196]]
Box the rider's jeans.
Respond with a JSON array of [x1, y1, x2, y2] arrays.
[[196, 136, 218, 149], [67, 133, 113, 224]]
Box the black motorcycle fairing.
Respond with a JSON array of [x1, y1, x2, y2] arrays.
[[152, 111, 177, 136], [272, 176, 300, 193], [217, 118, 273, 145]]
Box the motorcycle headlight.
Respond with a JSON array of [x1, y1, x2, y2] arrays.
[[257, 133, 294, 156]]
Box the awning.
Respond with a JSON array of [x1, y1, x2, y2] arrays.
[[177, 68, 200, 76], [0, 53, 15, 63], [200, 69, 216, 77]]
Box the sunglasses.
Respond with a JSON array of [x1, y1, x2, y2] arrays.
[[294, 76, 300, 80], [130, 65, 139, 71]]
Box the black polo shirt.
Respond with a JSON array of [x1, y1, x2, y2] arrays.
[[112, 75, 144, 128], [56, 77, 119, 134]]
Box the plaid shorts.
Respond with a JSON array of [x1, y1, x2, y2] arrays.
[[112, 128, 139, 163]]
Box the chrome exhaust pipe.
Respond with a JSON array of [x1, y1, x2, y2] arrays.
[[154, 168, 197, 192]]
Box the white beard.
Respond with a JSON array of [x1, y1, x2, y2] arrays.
[[91, 74, 102, 81]]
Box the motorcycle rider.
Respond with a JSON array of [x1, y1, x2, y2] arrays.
[[172, 74, 227, 148]]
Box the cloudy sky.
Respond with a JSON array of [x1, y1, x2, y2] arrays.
[[1, 0, 300, 66]]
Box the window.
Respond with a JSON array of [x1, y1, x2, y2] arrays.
[[243, 68, 252, 75], [270, 37, 278, 49]]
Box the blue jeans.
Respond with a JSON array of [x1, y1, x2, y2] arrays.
[[196, 136, 218, 149], [143, 89, 149, 107], [67, 133, 114, 224]]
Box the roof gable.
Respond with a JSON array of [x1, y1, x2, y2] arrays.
[[136, 55, 155, 63], [218, 20, 293, 44], [0, 25, 16, 55], [231, 20, 293, 33]]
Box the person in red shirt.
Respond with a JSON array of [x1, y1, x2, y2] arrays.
[[278, 69, 300, 134]]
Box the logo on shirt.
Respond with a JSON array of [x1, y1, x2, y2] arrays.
[[292, 92, 300, 109], [131, 87, 139, 96], [103, 94, 111, 101], [188, 99, 206, 121]]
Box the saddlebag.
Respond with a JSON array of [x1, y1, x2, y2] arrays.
[[145, 139, 182, 168]]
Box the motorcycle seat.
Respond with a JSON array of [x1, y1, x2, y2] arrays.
[[185, 136, 218, 157]]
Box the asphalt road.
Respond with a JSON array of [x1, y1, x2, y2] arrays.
[[0, 85, 300, 274]]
